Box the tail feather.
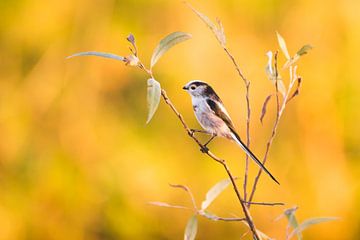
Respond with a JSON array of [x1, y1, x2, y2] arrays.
[[230, 132, 280, 185]]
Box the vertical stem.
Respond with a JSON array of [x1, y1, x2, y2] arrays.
[[248, 62, 297, 204], [223, 47, 252, 201]]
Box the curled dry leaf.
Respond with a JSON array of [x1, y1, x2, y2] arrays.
[[286, 77, 302, 104], [146, 78, 161, 124], [127, 33, 135, 45], [260, 94, 272, 124], [126, 33, 138, 56], [150, 32, 192, 69]]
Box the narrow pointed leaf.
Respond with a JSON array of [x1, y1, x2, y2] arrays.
[[201, 179, 230, 210], [184, 215, 198, 240], [148, 201, 190, 210], [284, 207, 301, 240], [283, 45, 312, 68], [286, 77, 302, 104], [276, 32, 290, 60], [150, 32, 191, 68], [186, 3, 216, 32], [297, 44, 313, 56], [265, 51, 274, 78], [260, 95, 272, 124], [146, 78, 161, 124], [186, 3, 226, 46], [288, 217, 338, 239], [66, 51, 125, 62]]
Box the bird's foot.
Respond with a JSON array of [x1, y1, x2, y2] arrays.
[[200, 145, 209, 153]]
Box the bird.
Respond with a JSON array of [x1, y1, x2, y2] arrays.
[[183, 80, 279, 185]]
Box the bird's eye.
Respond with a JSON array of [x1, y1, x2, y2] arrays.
[[190, 85, 196, 90]]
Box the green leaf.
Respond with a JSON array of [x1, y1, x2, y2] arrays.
[[150, 32, 192, 68], [146, 78, 161, 124], [201, 179, 230, 210], [283, 45, 313, 69], [297, 44, 313, 56], [284, 207, 301, 240], [288, 217, 338, 239], [66, 51, 125, 62], [184, 215, 198, 240], [276, 32, 290, 60], [186, 3, 226, 46]]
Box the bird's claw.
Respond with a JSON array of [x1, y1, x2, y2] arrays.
[[200, 146, 209, 153], [189, 129, 195, 137]]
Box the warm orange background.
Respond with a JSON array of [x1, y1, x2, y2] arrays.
[[0, 0, 359, 239]]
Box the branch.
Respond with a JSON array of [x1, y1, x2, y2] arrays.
[[248, 59, 299, 205], [223, 45, 251, 202], [160, 89, 260, 240], [244, 201, 285, 206]]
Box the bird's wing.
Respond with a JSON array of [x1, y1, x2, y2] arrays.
[[206, 98, 236, 132], [206, 98, 280, 185]]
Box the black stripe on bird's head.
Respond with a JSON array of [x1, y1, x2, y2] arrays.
[[183, 80, 220, 101]]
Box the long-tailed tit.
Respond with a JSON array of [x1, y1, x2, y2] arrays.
[[183, 80, 279, 185]]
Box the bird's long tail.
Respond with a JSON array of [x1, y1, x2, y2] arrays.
[[230, 131, 280, 185]]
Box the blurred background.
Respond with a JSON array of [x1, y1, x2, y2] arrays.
[[0, 0, 359, 239]]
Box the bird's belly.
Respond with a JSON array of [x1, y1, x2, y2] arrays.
[[194, 105, 228, 136]]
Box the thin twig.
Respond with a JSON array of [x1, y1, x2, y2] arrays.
[[198, 210, 246, 222], [223, 47, 251, 202], [161, 89, 260, 240], [244, 201, 285, 206], [248, 60, 299, 204], [169, 183, 197, 210], [138, 51, 260, 240]]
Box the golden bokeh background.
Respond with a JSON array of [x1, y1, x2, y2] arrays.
[[1, 0, 359, 239]]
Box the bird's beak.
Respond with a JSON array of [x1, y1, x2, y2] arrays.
[[182, 86, 188, 90]]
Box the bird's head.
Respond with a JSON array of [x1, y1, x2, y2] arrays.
[[183, 80, 213, 98]]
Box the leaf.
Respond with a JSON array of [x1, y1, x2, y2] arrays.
[[265, 51, 286, 97], [276, 32, 290, 60], [201, 179, 230, 210], [146, 78, 161, 124], [184, 215, 198, 240], [288, 217, 338, 239], [148, 201, 190, 210], [284, 207, 301, 240], [283, 45, 313, 69], [186, 3, 226, 46], [265, 51, 274, 78], [66, 51, 125, 62], [260, 95, 272, 124], [150, 32, 192, 68], [286, 77, 302, 104], [297, 44, 313, 56], [127, 33, 135, 45]]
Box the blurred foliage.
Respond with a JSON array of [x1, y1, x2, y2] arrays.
[[0, 0, 359, 239]]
